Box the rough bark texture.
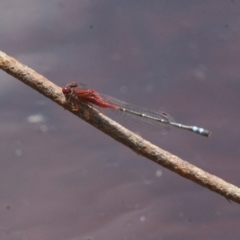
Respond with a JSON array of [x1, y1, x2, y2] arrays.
[[0, 50, 239, 204]]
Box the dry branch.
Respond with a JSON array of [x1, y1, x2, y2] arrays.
[[0, 50, 239, 204]]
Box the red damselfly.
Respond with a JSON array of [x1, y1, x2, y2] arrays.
[[62, 82, 211, 137]]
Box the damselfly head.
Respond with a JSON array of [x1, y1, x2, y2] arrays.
[[62, 82, 78, 95]]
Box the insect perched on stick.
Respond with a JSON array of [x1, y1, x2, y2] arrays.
[[62, 82, 211, 137]]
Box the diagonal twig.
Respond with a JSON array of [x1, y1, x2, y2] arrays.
[[0, 50, 239, 204]]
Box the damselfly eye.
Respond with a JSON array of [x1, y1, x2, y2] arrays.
[[62, 87, 70, 95]]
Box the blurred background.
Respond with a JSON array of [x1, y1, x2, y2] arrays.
[[0, 1, 239, 239]]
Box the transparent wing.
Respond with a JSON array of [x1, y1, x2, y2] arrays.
[[98, 93, 175, 132]]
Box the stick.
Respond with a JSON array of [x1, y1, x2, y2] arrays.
[[0, 50, 239, 203]]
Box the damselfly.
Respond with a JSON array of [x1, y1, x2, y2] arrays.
[[62, 82, 211, 137]]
